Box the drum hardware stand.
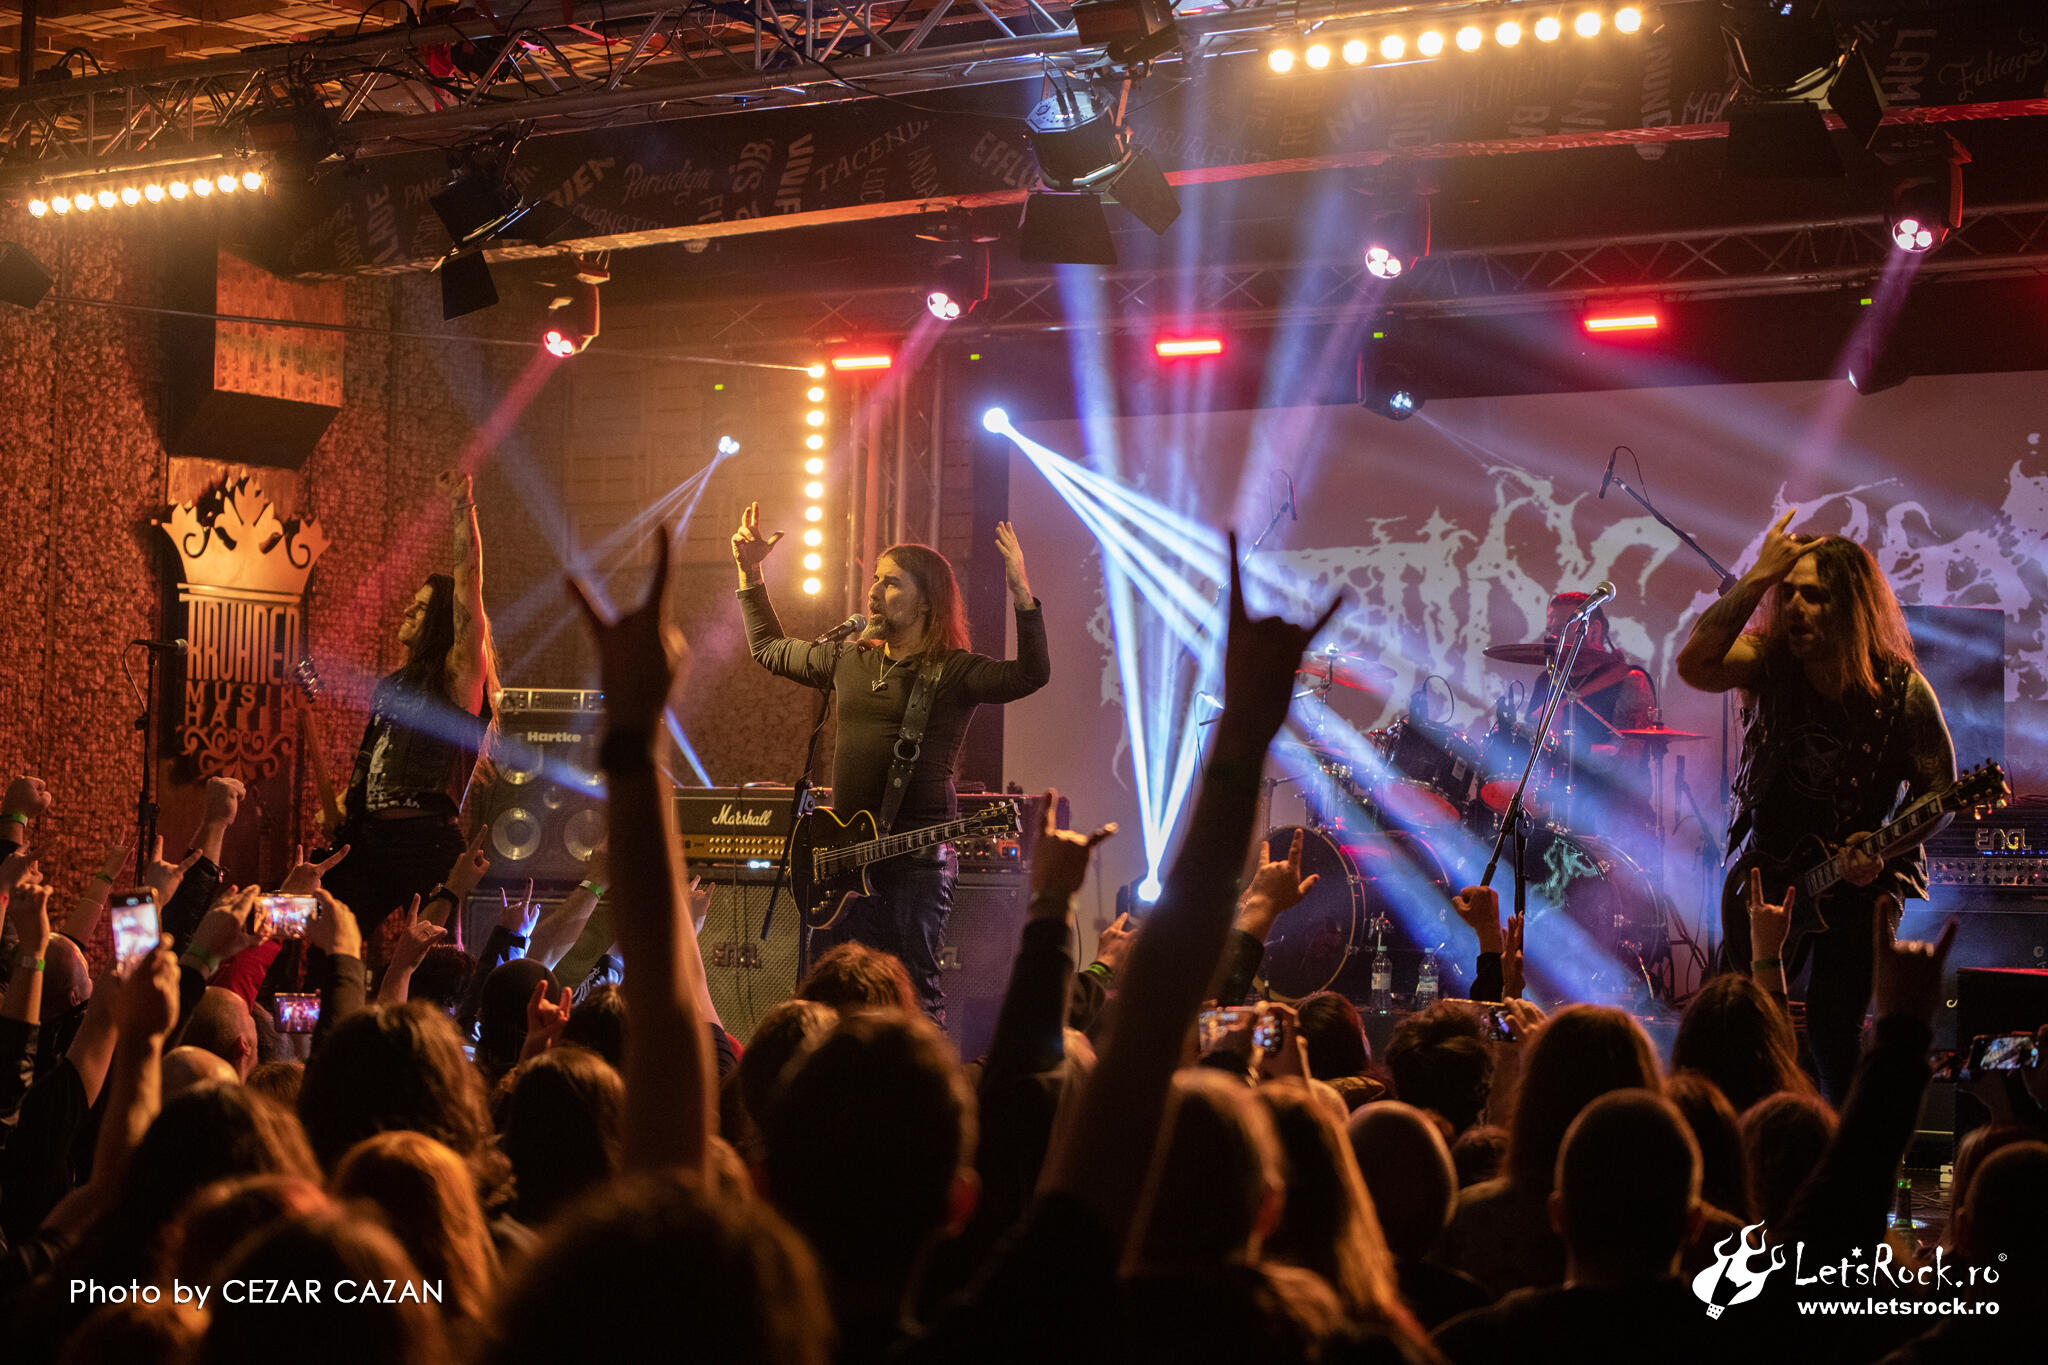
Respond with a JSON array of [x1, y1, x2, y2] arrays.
[[1671, 755, 1725, 979], [1482, 605, 1600, 922]]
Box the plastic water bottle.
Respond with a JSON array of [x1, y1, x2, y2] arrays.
[[1414, 953, 1440, 1009], [1369, 952, 1394, 1014]]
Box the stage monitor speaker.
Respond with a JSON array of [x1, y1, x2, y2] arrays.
[[941, 870, 1035, 1063], [479, 688, 605, 887], [699, 875, 804, 1045], [1899, 903, 2047, 1148]]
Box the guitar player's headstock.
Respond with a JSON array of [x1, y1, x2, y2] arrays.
[[1957, 760, 2011, 819], [969, 801, 1023, 839]]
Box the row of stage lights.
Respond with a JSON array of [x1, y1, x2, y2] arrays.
[[27, 168, 265, 219], [799, 363, 830, 596], [1268, 6, 1644, 74]]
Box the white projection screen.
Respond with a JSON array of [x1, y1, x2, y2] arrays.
[[1001, 369, 2048, 969]]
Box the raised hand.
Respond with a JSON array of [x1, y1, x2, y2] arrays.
[[526, 979, 574, 1048], [308, 889, 363, 961], [686, 875, 712, 929], [1028, 789, 1117, 911], [569, 523, 690, 737], [436, 469, 474, 509], [202, 776, 246, 827], [1092, 913, 1137, 975], [1451, 883, 1505, 954], [188, 886, 263, 969], [1873, 897, 1956, 1029], [448, 824, 493, 900], [140, 836, 204, 907], [119, 937, 181, 1039], [500, 879, 541, 939], [279, 842, 350, 896], [1, 849, 36, 904], [730, 501, 784, 576], [1220, 532, 1343, 745], [386, 896, 446, 975], [5, 877, 53, 954], [1746, 866, 1792, 962], [1238, 828, 1321, 939], [3, 776, 52, 823], [1751, 506, 1815, 584], [1503, 910, 1526, 1000], [995, 521, 1034, 609]]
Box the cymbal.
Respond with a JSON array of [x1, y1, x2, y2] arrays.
[[1296, 653, 1396, 692], [1483, 641, 1624, 668], [1614, 725, 1706, 740]]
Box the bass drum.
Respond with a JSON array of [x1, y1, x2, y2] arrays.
[[1259, 826, 1457, 999], [1516, 827, 1670, 1002]]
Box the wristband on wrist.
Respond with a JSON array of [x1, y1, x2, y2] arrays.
[[1752, 957, 1783, 971], [16, 955, 44, 973], [504, 932, 529, 948], [184, 947, 222, 974], [0, 812, 27, 828], [1082, 960, 1114, 988], [578, 879, 607, 898], [423, 886, 460, 909], [92, 871, 114, 884]]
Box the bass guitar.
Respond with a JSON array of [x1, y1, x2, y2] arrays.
[[1725, 761, 2009, 963], [793, 802, 1021, 929]]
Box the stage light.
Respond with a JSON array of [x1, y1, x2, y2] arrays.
[[241, 170, 263, 191], [1584, 308, 1661, 333], [1343, 39, 1368, 64], [143, 184, 164, 203], [1535, 15, 1562, 41], [217, 173, 238, 193], [50, 197, 69, 215], [802, 577, 822, 595], [807, 363, 826, 378], [1365, 246, 1402, 279], [1378, 35, 1403, 61], [1137, 876, 1161, 904], [120, 187, 141, 206], [925, 242, 989, 321], [1155, 337, 1223, 358], [28, 200, 47, 218], [1456, 26, 1482, 52], [1305, 43, 1331, 69], [540, 254, 606, 355], [806, 434, 825, 450], [73, 193, 93, 212], [169, 181, 190, 200], [805, 457, 825, 475], [1418, 30, 1444, 56], [1887, 137, 1965, 255], [983, 407, 1010, 432], [542, 330, 579, 357], [804, 506, 823, 522], [96, 190, 116, 208], [1496, 21, 1521, 47], [193, 178, 213, 197], [718, 436, 741, 455], [807, 386, 825, 402], [1269, 48, 1295, 74], [1575, 11, 1601, 37], [1846, 333, 1909, 395], [1363, 197, 1431, 281], [830, 354, 892, 371], [805, 481, 825, 499], [803, 553, 823, 571], [1359, 335, 1424, 421], [1615, 7, 1643, 34], [805, 410, 825, 426], [1020, 79, 1178, 264], [803, 528, 824, 547]]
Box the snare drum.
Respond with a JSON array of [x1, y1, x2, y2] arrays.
[[1369, 720, 1480, 829], [1259, 826, 1457, 999]]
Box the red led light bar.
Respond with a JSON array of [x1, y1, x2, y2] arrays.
[[1155, 337, 1225, 357], [830, 353, 893, 371], [1583, 311, 1661, 334]]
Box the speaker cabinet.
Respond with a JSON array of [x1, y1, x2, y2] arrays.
[[941, 871, 1035, 1063], [699, 874, 805, 1045], [1899, 903, 2048, 1147], [478, 689, 605, 887]]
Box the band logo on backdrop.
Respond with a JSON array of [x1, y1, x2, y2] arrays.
[[153, 476, 331, 783]]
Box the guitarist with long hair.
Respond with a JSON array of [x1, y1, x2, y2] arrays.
[[1677, 509, 1954, 1103], [733, 503, 1049, 1021]]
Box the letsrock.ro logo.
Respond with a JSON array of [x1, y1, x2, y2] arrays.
[[1692, 1222, 1787, 1318]]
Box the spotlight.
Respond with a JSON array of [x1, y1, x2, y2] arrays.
[[1418, 31, 1444, 56], [241, 170, 263, 191], [1359, 334, 1424, 421], [718, 436, 741, 455], [1536, 16, 1562, 41], [803, 528, 824, 547], [539, 254, 606, 355], [803, 553, 824, 571], [806, 434, 825, 450], [802, 577, 823, 595], [0, 241, 56, 308], [1305, 43, 1331, 70], [1722, 0, 1839, 98], [925, 242, 989, 322], [1020, 81, 1179, 264], [216, 173, 237, 193], [542, 330, 579, 357], [1363, 197, 1431, 281], [169, 182, 190, 200], [145, 184, 165, 202], [1137, 876, 1161, 904], [805, 457, 825, 474], [982, 407, 1010, 432], [1456, 26, 1482, 52], [804, 506, 823, 522], [73, 193, 93, 212], [1269, 48, 1296, 74], [96, 190, 116, 208], [1496, 21, 1521, 47], [1343, 40, 1368, 64], [805, 481, 825, 499], [1846, 333, 1909, 395], [1069, 0, 1182, 65], [1615, 7, 1643, 34], [431, 142, 595, 320], [805, 410, 826, 426], [1575, 11, 1601, 37], [28, 200, 48, 218], [193, 178, 213, 197], [1886, 135, 1966, 254], [807, 363, 827, 378], [1378, 35, 1403, 61], [50, 197, 70, 215], [807, 386, 825, 402], [120, 187, 140, 206]]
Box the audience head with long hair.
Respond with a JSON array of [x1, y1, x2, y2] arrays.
[[1347, 1101, 1458, 1263], [735, 998, 838, 1144], [1741, 1092, 1837, 1227], [198, 1210, 448, 1365], [1295, 992, 1373, 1083], [560, 981, 626, 1069], [1671, 972, 1814, 1115], [1506, 1005, 1662, 1189], [1386, 1002, 1493, 1136], [795, 942, 919, 1014], [500, 1045, 624, 1227], [763, 1009, 976, 1316], [1663, 1072, 1749, 1220], [1134, 1069, 1284, 1271], [1941, 1123, 2035, 1251], [297, 1001, 510, 1206], [245, 1060, 304, 1109], [1950, 1140, 2048, 1278], [1552, 1090, 1703, 1282], [56, 1301, 204, 1365], [165, 1175, 331, 1289], [331, 1131, 501, 1336], [481, 1173, 832, 1365]]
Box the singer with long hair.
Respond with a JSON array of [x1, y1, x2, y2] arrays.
[[731, 504, 1049, 1021]]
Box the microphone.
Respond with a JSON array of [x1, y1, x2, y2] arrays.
[[1283, 471, 1298, 522], [1600, 447, 1618, 499], [1567, 582, 1616, 623], [814, 614, 867, 645], [130, 638, 189, 655]]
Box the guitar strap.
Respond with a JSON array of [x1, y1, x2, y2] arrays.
[[876, 662, 943, 837]]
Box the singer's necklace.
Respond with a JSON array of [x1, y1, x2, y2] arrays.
[[872, 651, 909, 693]]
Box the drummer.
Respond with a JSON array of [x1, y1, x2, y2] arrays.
[[1523, 591, 1660, 837]]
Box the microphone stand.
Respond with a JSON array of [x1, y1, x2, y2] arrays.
[[1482, 615, 1598, 919], [1602, 471, 1737, 595], [1672, 760, 1724, 972], [128, 642, 164, 882], [763, 676, 837, 965]]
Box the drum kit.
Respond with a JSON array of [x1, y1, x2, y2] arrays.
[[1258, 634, 1705, 1010]]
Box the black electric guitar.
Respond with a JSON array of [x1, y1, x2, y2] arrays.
[[793, 802, 1022, 929], [291, 658, 349, 839], [1725, 761, 2009, 963]]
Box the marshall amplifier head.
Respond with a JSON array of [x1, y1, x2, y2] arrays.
[[675, 787, 810, 870]]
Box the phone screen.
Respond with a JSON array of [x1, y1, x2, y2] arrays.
[[259, 895, 317, 938], [1485, 1004, 1521, 1044], [1927, 1049, 1963, 1083], [1975, 1033, 2038, 1072], [273, 992, 321, 1034], [110, 892, 160, 973], [1197, 1007, 1255, 1054]]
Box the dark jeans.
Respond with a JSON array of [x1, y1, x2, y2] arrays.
[[815, 846, 955, 1023], [1719, 873, 1897, 1107], [322, 812, 467, 949]]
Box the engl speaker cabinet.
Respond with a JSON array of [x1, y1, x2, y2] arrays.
[[478, 688, 606, 887], [699, 872, 805, 1045], [941, 870, 1034, 1063]]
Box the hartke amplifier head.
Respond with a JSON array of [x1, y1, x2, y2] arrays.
[[477, 689, 605, 887]]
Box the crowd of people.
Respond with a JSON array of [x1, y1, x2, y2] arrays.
[[2, 527, 2046, 1365]]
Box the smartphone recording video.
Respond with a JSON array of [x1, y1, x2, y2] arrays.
[[1197, 1007, 1256, 1054], [1973, 1032, 2038, 1073], [109, 891, 159, 974], [260, 895, 317, 939], [273, 992, 321, 1034], [1927, 1049, 1964, 1084], [1484, 1004, 1522, 1044]]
